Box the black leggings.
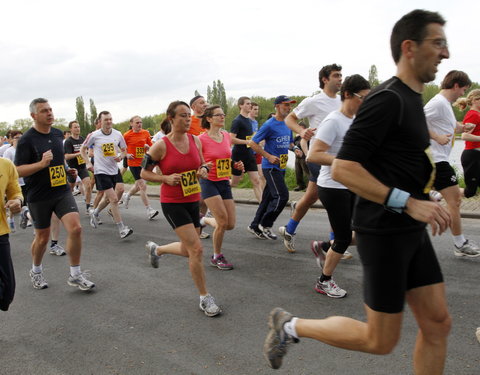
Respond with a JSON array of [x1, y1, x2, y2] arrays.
[[317, 186, 355, 254], [461, 149, 480, 198]]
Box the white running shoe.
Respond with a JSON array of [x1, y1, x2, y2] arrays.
[[120, 226, 133, 239], [146, 241, 161, 268], [314, 277, 347, 298], [199, 294, 221, 317], [49, 244, 66, 256], [147, 207, 159, 220], [278, 226, 295, 253], [29, 270, 48, 290], [454, 240, 480, 258], [259, 224, 277, 240], [68, 272, 95, 291], [122, 193, 130, 209]]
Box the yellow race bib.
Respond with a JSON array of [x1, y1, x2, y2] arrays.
[[135, 147, 145, 159], [423, 147, 436, 194], [102, 143, 115, 157], [76, 154, 85, 165], [279, 154, 288, 169], [49, 165, 67, 187], [246, 135, 253, 148], [180, 170, 201, 197], [216, 158, 231, 178]]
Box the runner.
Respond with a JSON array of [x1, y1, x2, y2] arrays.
[[455, 89, 480, 198], [81, 111, 133, 239], [425, 70, 480, 257], [248, 101, 266, 191], [247, 96, 294, 240], [199, 105, 244, 270], [15, 98, 95, 291], [230, 96, 263, 202], [121, 116, 158, 220], [141, 100, 221, 317], [278, 64, 342, 253], [264, 10, 452, 374], [306, 74, 371, 298]]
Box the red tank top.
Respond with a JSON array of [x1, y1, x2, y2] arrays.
[[158, 134, 201, 203]]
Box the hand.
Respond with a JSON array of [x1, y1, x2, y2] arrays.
[[434, 133, 452, 145], [267, 155, 280, 165], [464, 123, 476, 133], [127, 153, 134, 160], [294, 149, 303, 157], [5, 199, 21, 214], [86, 162, 94, 172], [67, 168, 78, 178], [405, 198, 451, 236], [198, 166, 209, 179], [165, 173, 181, 186], [144, 144, 150, 151], [300, 128, 316, 141], [233, 161, 244, 172], [41, 150, 53, 167], [113, 155, 122, 162]]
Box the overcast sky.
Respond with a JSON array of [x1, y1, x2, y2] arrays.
[[1, 0, 478, 124]]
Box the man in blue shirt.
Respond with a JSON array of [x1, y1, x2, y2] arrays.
[[247, 96, 295, 240]]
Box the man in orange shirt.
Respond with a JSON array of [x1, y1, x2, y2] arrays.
[[122, 116, 159, 220], [188, 96, 208, 136]]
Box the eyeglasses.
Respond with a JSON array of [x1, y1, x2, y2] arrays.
[[412, 38, 449, 50], [212, 114, 226, 117], [353, 93, 366, 100]]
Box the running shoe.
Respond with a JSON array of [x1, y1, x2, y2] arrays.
[[314, 240, 353, 261], [49, 244, 66, 256], [72, 187, 81, 196], [311, 240, 327, 269], [147, 207, 159, 220], [205, 210, 214, 218], [263, 307, 299, 370], [476, 327, 480, 343], [278, 226, 295, 253], [68, 271, 95, 291], [247, 225, 266, 239], [314, 277, 347, 298], [120, 226, 133, 239], [89, 212, 99, 229], [259, 224, 277, 240], [146, 241, 161, 268], [121, 193, 130, 209], [199, 294, 221, 317], [341, 250, 353, 260], [454, 240, 480, 258], [199, 231, 210, 239], [210, 254, 233, 270], [20, 206, 29, 229], [29, 270, 48, 290]]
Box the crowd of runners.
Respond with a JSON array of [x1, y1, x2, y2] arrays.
[[0, 8, 479, 374]]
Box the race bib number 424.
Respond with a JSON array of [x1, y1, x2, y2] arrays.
[[180, 170, 201, 197], [49, 165, 67, 187]]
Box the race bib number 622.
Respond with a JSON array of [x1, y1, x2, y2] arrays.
[[180, 170, 201, 197]]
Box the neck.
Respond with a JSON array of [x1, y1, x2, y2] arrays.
[[34, 123, 51, 134], [340, 102, 355, 118], [101, 127, 112, 135], [170, 131, 187, 141], [396, 63, 424, 93], [323, 87, 337, 98], [208, 126, 222, 136], [439, 89, 455, 103], [240, 110, 249, 117], [275, 113, 286, 121]]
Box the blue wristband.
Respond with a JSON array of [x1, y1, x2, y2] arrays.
[[385, 188, 410, 214]]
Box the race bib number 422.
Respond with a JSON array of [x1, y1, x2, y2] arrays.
[[180, 170, 201, 197], [49, 165, 67, 187]]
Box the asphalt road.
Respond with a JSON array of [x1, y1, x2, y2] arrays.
[[1, 196, 479, 375]]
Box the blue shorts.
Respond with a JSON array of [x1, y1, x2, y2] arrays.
[[200, 179, 233, 200], [306, 162, 321, 183]]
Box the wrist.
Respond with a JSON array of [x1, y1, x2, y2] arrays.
[[384, 187, 411, 214]]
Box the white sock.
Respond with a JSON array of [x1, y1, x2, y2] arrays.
[[32, 264, 42, 274], [117, 222, 125, 231], [213, 253, 221, 260], [200, 294, 208, 301], [199, 217, 206, 227], [453, 234, 466, 248], [283, 317, 299, 338], [70, 265, 81, 277]]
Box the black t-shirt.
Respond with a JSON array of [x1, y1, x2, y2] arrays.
[[337, 77, 434, 234], [64, 135, 86, 170], [231, 114, 254, 156], [15, 127, 70, 202]]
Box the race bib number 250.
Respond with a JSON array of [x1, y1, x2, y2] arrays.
[[49, 165, 67, 187]]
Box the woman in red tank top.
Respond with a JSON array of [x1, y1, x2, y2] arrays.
[[140, 101, 221, 317]]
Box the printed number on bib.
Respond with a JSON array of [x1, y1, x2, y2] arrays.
[[181, 170, 201, 197], [102, 143, 115, 157], [216, 158, 231, 178], [76, 154, 85, 165], [279, 154, 288, 169], [246, 135, 253, 148], [49, 165, 67, 187], [135, 147, 145, 158]]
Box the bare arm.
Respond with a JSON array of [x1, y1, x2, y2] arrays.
[[80, 145, 92, 171], [140, 140, 181, 186], [285, 112, 315, 141], [306, 138, 334, 166], [16, 150, 53, 178], [249, 140, 279, 165], [428, 129, 451, 145], [229, 132, 249, 146]]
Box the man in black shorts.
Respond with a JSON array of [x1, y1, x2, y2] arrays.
[[230, 96, 262, 202], [15, 98, 95, 291], [263, 10, 452, 374]]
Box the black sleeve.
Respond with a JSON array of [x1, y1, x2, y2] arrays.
[[14, 136, 34, 166], [337, 90, 402, 165], [64, 138, 73, 154], [230, 118, 241, 135]]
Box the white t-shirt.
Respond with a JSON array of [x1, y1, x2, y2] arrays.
[[0, 143, 11, 157], [424, 93, 456, 163], [314, 110, 353, 189], [294, 92, 341, 129], [152, 131, 166, 143], [83, 128, 126, 175], [3, 146, 24, 186]]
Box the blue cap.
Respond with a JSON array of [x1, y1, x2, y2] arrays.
[[274, 95, 297, 105]]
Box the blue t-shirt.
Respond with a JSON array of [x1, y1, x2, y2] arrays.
[[252, 117, 292, 170], [250, 119, 258, 133]]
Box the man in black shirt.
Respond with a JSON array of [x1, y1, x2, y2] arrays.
[[263, 10, 451, 374], [15, 98, 95, 292]]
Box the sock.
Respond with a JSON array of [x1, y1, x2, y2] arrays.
[[50, 240, 58, 248], [320, 273, 332, 282], [213, 253, 222, 260], [329, 231, 335, 241], [86, 203, 91, 210], [286, 219, 299, 235], [93, 208, 99, 216], [70, 265, 81, 277], [146, 206, 152, 211], [200, 294, 208, 301], [199, 217, 206, 227], [283, 317, 299, 339], [32, 264, 42, 273], [116, 222, 125, 231], [453, 234, 466, 248]]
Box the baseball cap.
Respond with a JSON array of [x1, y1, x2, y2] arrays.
[[274, 95, 297, 105]]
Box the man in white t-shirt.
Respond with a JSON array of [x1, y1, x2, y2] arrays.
[[425, 70, 479, 257], [81, 111, 133, 239], [278, 64, 342, 253]]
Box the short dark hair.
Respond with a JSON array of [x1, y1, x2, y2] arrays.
[[318, 64, 342, 89], [10, 130, 22, 138], [98, 111, 111, 121], [390, 9, 446, 64], [340, 74, 371, 101], [237, 96, 250, 107], [200, 105, 222, 129], [441, 70, 471, 90], [251, 102, 258, 107], [68, 120, 78, 129], [166, 101, 190, 121]]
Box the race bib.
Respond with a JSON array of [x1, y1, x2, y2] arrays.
[[246, 135, 253, 148], [279, 154, 288, 169], [180, 170, 201, 197], [76, 154, 85, 165], [49, 165, 67, 187], [135, 147, 145, 159], [102, 143, 115, 157], [216, 158, 231, 178]]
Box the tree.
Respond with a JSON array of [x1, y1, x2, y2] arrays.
[[13, 118, 33, 133], [194, 90, 201, 97], [75, 96, 91, 136], [207, 80, 228, 115], [368, 65, 380, 88], [89, 99, 98, 133]]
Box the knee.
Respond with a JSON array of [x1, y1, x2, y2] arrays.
[[69, 223, 82, 237], [188, 243, 204, 260], [35, 233, 50, 247], [109, 197, 119, 205], [226, 222, 235, 231], [367, 335, 400, 355], [421, 312, 452, 342]]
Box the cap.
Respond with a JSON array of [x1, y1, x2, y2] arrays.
[[274, 95, 296, 105]]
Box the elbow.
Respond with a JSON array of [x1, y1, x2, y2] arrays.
[[331, 159, 343, 182]]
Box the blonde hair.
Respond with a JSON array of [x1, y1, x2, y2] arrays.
[[454, 89, 480, 111]]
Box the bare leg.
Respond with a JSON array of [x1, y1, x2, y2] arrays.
[[60, 212, 82, 265]]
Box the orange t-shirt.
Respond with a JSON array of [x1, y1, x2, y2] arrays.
[[123, 129, 152, 166], [188, 116, 203, 136]]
